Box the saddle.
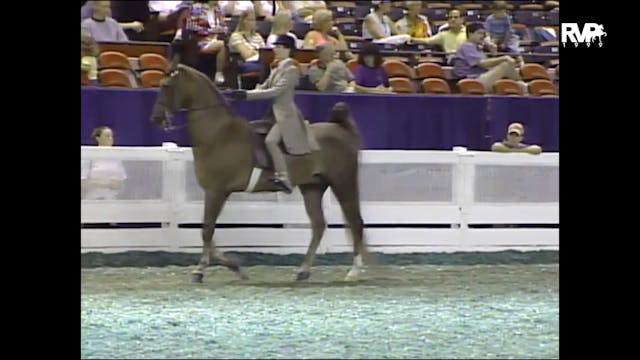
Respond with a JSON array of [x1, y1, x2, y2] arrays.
[[247, 120, 324, 186]]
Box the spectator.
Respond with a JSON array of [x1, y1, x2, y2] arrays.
[[308, 43, 355, 92], [148, 1, 191, 39], [353, 43, 393, 94], [452, 22, 526, 93], [81, 28, 99, 86], [280, 1, 327, 22], [485, 1, 524, 66], [81, 126, 128, 200], [266, 9, 302, 48], [362, 0, 411, 45], [302, 9, 349, 52], [176, 0, 227, 84], [412, 9, 467, 62], [81, 1, 144, 33], [228, 9, 266, 74], [219, 1, 273, 19], [81, 0, 129, 42], [491, 123, 542, 155], [396, 1, 431, 39]]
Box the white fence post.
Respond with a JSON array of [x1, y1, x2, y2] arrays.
[[457, 152, 477, 244], [163, 148, 187, 251]]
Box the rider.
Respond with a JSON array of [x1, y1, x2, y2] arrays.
[[227, 35, 311, 193]]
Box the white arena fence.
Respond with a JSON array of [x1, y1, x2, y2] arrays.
[[81, 147, 558, 254]]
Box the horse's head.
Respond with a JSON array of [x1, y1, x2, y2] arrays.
[[150, 58, 231, 130]]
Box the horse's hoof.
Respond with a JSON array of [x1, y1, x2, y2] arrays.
[[191, 271, 204, 283], [344, 269, 360, 282], [296, 270, 310, 281]]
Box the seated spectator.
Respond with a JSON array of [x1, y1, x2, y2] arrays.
[[81, 126, 128, 200], [308, 43, 354, 92], [412, 9, 468, 62], [81, 0, 129, 42], [81, 1, 144, 33], [395, 1, 431, 39], [302, 9, 349, 52], [362, 0, 411, 45], [452, 22, 526, 93], [353, 43, 393, 94], [485, 1, 524, 66], [279, 1, 327, 23], [81, 28, 99, 86], [266, 9, 302, 48], [219, 1, 273, 19], [228, 9, 266, 74], [491, 123, 542, 155], [176, 0, 227, 84]]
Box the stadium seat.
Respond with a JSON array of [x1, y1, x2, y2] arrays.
[[422, 78, 451, 94], [139, 53, 169, 72], [140, 70, 165, 88], [529, 79, 558, 96], [415, 63, 445, 79], [520, 63, 550, 81], [383, 60, 413, 78], [389, 77, 415, 93], [494, 79, 523, 96], [457, 79, 486, 95], [98, 51, 130, 70], [99, 69, 134, 88]]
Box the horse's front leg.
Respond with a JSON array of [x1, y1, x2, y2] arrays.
[[192, 191, 246, 282]]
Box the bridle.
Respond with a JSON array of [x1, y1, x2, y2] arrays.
[[156, 69, 227, 132]]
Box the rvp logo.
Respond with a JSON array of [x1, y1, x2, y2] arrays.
[[561, 23, 606, 48]]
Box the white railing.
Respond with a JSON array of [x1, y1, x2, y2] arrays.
[[81, 147, 559, 254]]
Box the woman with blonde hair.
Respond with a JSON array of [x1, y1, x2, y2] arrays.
[[228, 9, 266, 74], [266, 9, 301, 48], [302, 9, 348, 51]]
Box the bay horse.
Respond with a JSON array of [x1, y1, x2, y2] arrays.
[[150, 64, 367, 283]]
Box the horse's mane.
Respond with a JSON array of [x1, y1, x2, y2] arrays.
[[178, 64, 234, 113]]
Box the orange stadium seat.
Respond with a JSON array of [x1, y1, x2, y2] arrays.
[[415, 63, 445, 79], [389, 78, 415, 93], [457, 79, 486, 95], [494, 79, 523, 96], [98, 51, 130, 70], [140, 70, 166, 88], [422, 78, 451, 94], [520, 63, 550, 81], [529, 79, 558, 96], [99, 69, 134, 88], [139, 53, 169, 72], [383, 60, 413, 78]]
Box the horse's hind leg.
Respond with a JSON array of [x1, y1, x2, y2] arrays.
[[192, 191, 246, 283], [296, 183, 328, 281], [332, 181, 365, 281]]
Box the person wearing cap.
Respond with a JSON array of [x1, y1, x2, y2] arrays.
[[226, 35, 312, 192], [491, 123, 542, 155]]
